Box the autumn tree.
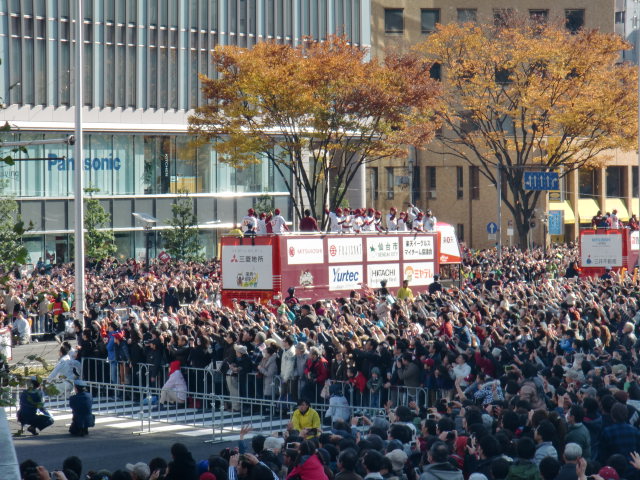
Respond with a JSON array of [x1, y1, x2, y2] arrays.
[[163, 191, 204, 262], [415, 18, 637, 247], [83, 187, 116, 262], [189, 36, 440, 228]]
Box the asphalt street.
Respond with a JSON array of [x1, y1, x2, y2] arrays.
[[9, 412, 237, 474]]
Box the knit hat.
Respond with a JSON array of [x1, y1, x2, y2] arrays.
[[169, 361, 181, 375], [386, 449, 408, 472], [598, 467, 620, 480], [200, 473, 217, 480], [234, 345, 248, 355]]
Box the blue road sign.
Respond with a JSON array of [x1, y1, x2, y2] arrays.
[[487, 222, 498, 234], [548, 210, 563, 235], [523, 171, 559, 191]]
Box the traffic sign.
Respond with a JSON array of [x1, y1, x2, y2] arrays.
[[548, 210, 563, 235], [507, 228, 514, 237], [523, 171, 559, 191], [487, 222, 498, 234]]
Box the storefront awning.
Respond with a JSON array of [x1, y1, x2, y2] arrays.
[[549, 201, 575, 224], [577, 198, 601, 223], [604, 198, 629, 221]]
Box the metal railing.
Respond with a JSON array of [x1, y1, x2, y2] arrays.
[[6, 357, 430, 442]]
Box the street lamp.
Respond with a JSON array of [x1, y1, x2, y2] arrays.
[[132, 212, 158, 270]]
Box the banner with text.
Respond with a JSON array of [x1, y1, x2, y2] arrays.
[[580, 234, 623, 268], [327, 237, 363, 263], [328, 265, 363, 291], [286, 238, 324, 265], [367, 263, 401, 288], [403, 262, 435, 286], [221, 245, 273, 289]]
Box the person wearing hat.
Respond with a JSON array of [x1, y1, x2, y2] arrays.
[[69, 379, 94, 436], [242, 208, 257, 236], [324, 383, 350, 425], [271, 208, 288, 234], [424, 209, 437, 232], [226, 344, 252, 412], [125, 462, 151, 480], [386, 207, 398, 231], [300, 209, 319, 232], [158, 361, 188, 408], [385, 449, 408, 478], [17, 376, 54, 436]]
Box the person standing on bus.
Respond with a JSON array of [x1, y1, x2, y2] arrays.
[[397, 212, 408, 231], [328, 207, 343, 233], [256, 212, 268, 235], [386, 207, 398, 231], [424, 209, 437, 232], [300, 210, 319, 232], [374, 211, 385, 232], [362, 208, 375, 232], [271, 209, 289, 234], [242, 208, 257, 236]]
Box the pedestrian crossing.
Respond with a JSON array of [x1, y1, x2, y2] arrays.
[[6, 398, 291, 441]]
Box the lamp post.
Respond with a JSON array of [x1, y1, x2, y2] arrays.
[[132, 213, 158, 271]]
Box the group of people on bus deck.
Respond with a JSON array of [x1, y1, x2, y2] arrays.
[[240, 203, 437, 235], [591, 210, 640, 231]]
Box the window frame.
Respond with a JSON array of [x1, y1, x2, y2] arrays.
[[384, 8, 404, 34]]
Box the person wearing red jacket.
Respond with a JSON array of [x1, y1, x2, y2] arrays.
[[302, 347, 329, 403], [286, 441, 329, 480]]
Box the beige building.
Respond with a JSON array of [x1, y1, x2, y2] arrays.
[[366, 0, 636, 249]]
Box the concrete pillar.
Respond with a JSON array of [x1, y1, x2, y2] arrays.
[[598, 167, 606, 212], [568, 169, 579, 240], [346, 162, 367, 208], [625, 165, 633, 215]]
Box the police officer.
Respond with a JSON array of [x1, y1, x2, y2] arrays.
[[69, 379, 94, 436], [17, 376, 54, 435]]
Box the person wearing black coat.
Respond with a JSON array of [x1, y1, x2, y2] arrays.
[[69, 380, 93, 436], [165, 443, 198, 480]]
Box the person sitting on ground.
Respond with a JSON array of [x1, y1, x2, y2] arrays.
[[291, 399, 321, 439]]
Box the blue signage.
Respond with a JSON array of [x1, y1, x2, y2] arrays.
[[523, 171, 559, 191], [46, 153, 122, 171], [486, 222, 498, 234], [548, 210, 563, 235]]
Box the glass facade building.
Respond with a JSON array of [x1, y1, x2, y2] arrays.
[[0, 0, 371, 263]]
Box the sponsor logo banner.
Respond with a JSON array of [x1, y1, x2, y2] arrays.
[[327, 237, 363, 263], [328, 265, 363, 291], [366, 237, 400, 261], [581, 234, 623, 268], [403, 262, 435, 286], [222, 245, 273, 289], [287, 239, 324, 265], [367, 263, 400, 288], [402, 236, 435, 260], [632, 231, 639, 252]]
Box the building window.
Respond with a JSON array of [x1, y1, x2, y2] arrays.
[[386, 167, 395, 200], [427, 166, 436, 199], [457, 9, 477, 23], [606, 166, 624, 198], [384, 9, 404, 34], [456, 223, 465, 242], [565, 9, 585, 33], [457, 167, 464, 199], [493, 9, 513, 28], [615, 11, 625, 24], [460, 111, 479, 134], [530, 9, 549, 24], [470, 166, 480, 200], [412, 165, 420, 204], [369, 167, 379, 202], [429, 62, 441, 81], [421, 9, 440, 34], [633, 167, 639, 198], [578, 169, 596, 197]]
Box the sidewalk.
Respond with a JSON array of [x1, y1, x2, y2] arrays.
[[9, 340, 63, 366]]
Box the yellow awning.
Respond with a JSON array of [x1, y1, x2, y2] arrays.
[[577, 198, 601, 223], [604, 198, 629, 221], [549, 201, 575, 224], [630, 199, 640, 217]]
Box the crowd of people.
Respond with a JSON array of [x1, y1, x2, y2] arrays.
[[239, 203, 437, 235], [11, 241, 640, 480]]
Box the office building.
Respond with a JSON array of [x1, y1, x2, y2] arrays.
[[0, 0, 371, 262]]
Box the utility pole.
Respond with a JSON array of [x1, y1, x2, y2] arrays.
[[74, 0, 86, 324]]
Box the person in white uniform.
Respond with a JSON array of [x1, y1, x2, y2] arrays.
[[270, 209, 289, 234]]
